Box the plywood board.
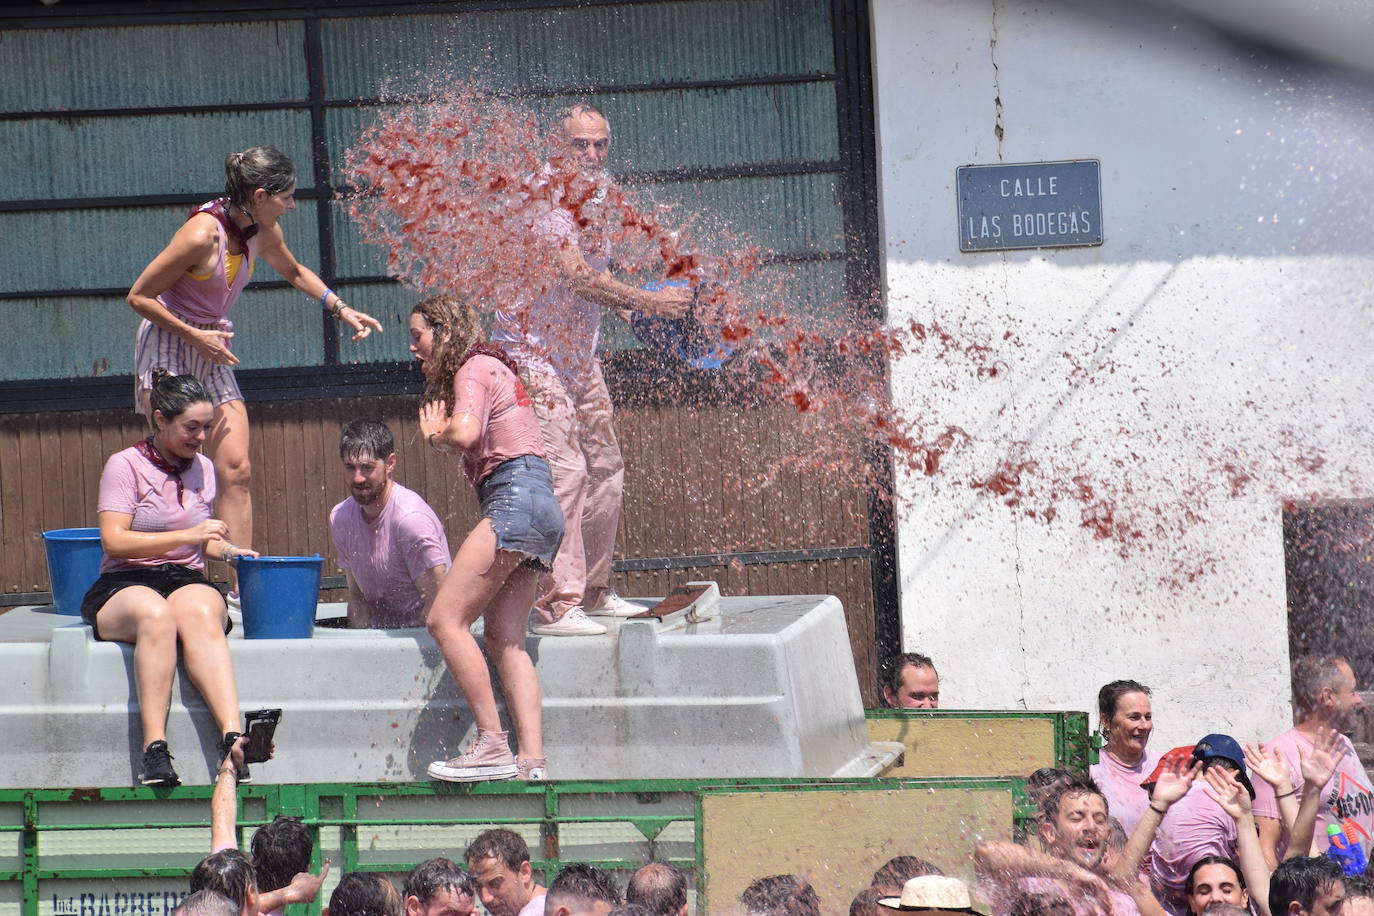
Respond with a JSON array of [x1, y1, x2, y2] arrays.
[[867, 717, 1057, 778], [701, 785, 1013, 916]]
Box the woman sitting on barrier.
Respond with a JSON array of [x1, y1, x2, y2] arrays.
[[82, 369, 257, 787], [411, 296, 563, 782]]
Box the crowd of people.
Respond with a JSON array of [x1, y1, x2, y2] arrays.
[[89, 101, 688, 787], [153, 660, 1374, 916]]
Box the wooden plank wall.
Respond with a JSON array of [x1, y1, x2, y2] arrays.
[[0, 394, 879, 705]]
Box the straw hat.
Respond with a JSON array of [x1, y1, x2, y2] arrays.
[[878, 876, 977, 913]]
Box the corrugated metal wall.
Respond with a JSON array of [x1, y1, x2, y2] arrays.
[[0, 0, 889, 703]]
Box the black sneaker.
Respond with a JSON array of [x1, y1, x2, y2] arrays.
[[218, 732, 251, 784], [140, 741, 180, 787]]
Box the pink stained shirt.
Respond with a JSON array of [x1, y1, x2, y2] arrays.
[[97, 446, 216, 573], [1251, 727, 1374, 857], [329, 482, 451, 628], [1091, 748, 1161, 840], [159, 202, 257, 324], [491, 201, 609, 379], [1148, 780, 1238, 916], [1018, 875, 1142, 916], [451, 354, 547, 487]]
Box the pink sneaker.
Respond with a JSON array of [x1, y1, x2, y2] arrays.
[[428, 729, 518, 782], [517, 757, 548, 781]]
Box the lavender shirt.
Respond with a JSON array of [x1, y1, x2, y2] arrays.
[[1149, 780, 1238, 916], [1091, 748, 1160, 839], [329, 483, 451, 627]]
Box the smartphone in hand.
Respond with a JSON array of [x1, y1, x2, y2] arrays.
[[242, 708, 282, 764]]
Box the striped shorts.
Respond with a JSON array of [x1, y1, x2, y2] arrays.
[[133, 317, 243, 410]]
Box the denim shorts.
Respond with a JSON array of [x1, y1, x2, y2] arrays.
[[478, 455, 564, 570]]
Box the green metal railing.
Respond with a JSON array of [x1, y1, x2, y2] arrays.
[[0, 776, 1032, 916]]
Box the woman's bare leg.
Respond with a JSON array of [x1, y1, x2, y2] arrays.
[[168, 584, 239, 736], [94, 586, 179, 747], [426, 519, 524, 732], [483, 564, 544, 760], [206, 399, 252, 589]]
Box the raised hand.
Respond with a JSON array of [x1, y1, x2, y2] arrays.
[[1243, 742, 1294, 794], [1300, 727, 1348, 790], [418, 401, 449, 442], [1151, 757, 1203, 807], [1202, 766, 1252, 820]]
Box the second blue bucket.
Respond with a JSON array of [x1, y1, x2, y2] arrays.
[[42, 527, 105, 616], [237, 556, 322, 639]]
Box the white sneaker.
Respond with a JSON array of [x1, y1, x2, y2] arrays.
[[588, 589, 645, 618], [225, 591, 242, 612], [530, 607, 607, 636]]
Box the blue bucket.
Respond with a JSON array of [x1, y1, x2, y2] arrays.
[[237, 556, 322, 639], [631, 279, 735, 370], [42, 528, 105, 616]]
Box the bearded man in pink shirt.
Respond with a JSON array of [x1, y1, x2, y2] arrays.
[[329, 419, 451, 628]]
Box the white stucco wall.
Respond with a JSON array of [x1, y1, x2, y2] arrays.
[[873, 0, 1374, 749]]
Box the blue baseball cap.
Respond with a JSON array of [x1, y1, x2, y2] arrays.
[[1192, 733, 1256, 798]]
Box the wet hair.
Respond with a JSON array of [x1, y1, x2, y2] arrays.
[[172, 890, 240, 916], [560, 102, 608, 128], [412, 296, 487, 406], [149, 369, 213, 425], [870, 856, 942, 890], [1027, 768, 1072, 812], [1040, 774, 1106, 824], [1292, 656, 1352, 715], [190, 848, 256, 907], [1269, 855, 1344, 916], [404, 857, 475, 906], [546, 863, 623, 912], [1107, 817, 1128, 852], [249, 816, 313, 895], [327, 872, 402, 916], [465, 828, 531, 874], [740, 875, 821, 916], [1097, 680, 1151, 722], [626, 862, 687, 916], [848, 887, 888, 916], [1344, 878, 1374, 901], [609, 906, 655, 916], [224, 146, 296, 211], [339, 418, 395, 463], [1201, 906, 1251, 916], [882, 652, 937, 696], [1007, 893, 1077, 916], [1186, 856, 1245, 895]]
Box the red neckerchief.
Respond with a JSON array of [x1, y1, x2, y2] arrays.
[[135, 437, 193, 506], [193, 198, 258, 252], [461, 342, 521, 376]]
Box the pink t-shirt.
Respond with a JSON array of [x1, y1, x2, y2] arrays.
[[97, 446, 216, 572], [1091, 748, 1160, 839], [329, 482, 451, 628], [1148, 780, 1237, 915], [452, 354, 547, 487], [1251, 727, 1374, 857], [1019, 876, 1141, 916], [492, 203, 609, 378]]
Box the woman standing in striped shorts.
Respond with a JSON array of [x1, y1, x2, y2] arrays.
[[126, 146, 382, 596]]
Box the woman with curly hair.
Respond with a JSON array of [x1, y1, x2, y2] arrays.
[[410, 296, 562, 781]]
